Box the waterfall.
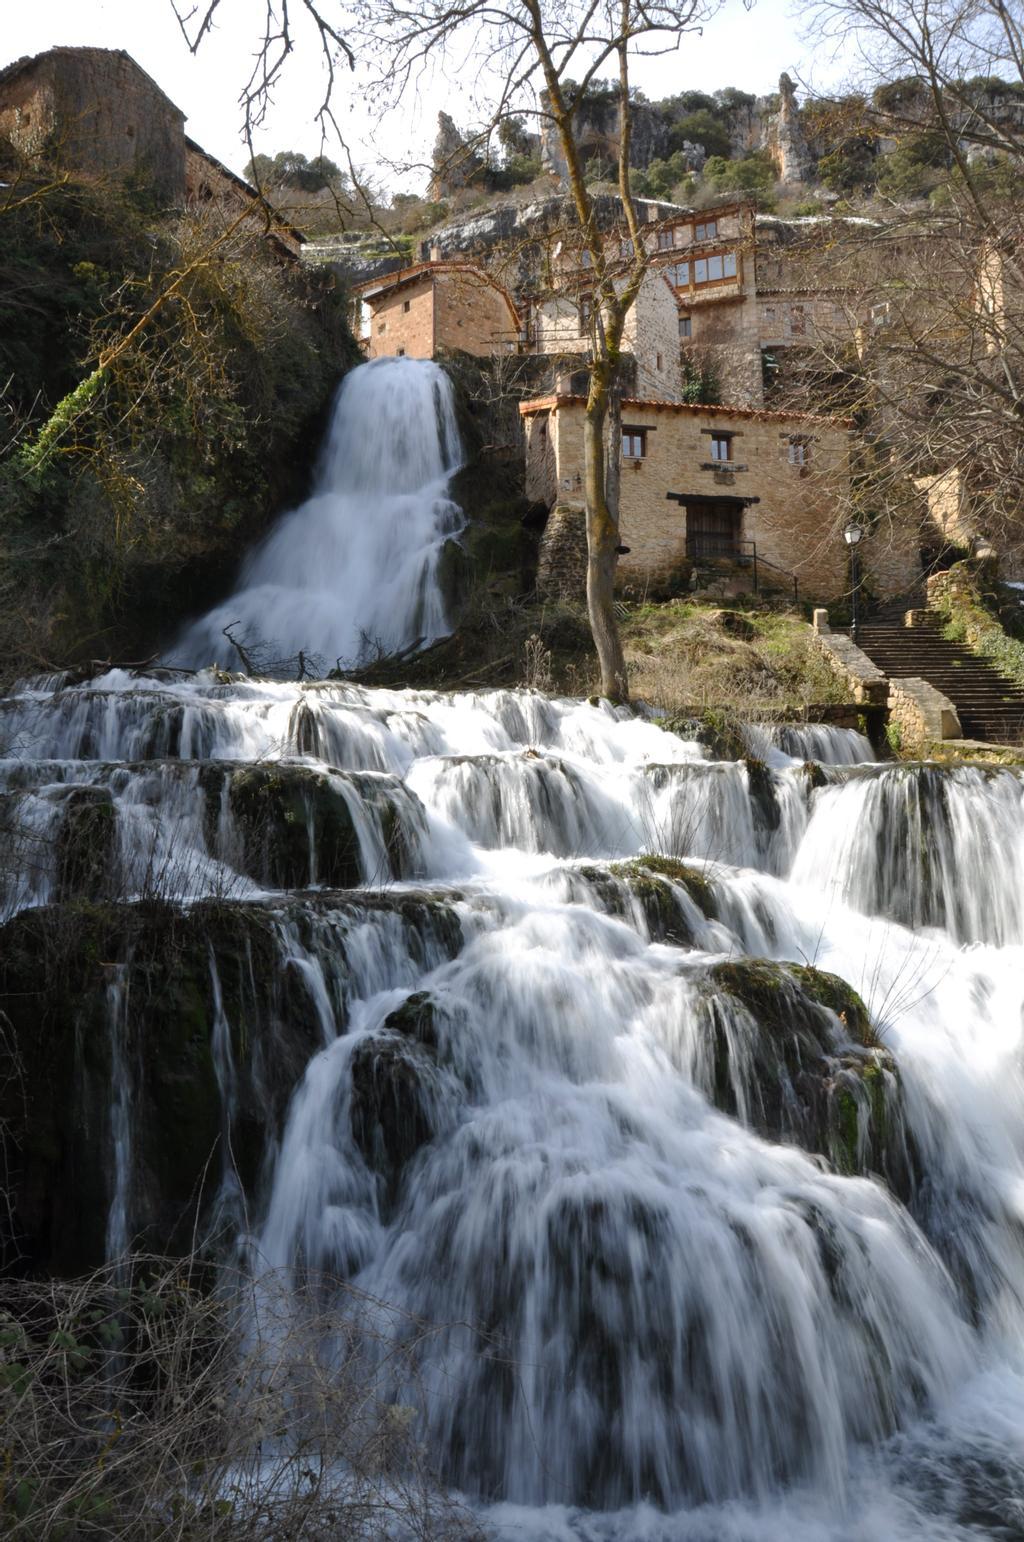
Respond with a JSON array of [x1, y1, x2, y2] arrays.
[[170, 358, 465, 672], [4, 663, 1024, 1536]]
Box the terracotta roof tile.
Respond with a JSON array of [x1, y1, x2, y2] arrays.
[[518, 394, 855, 427]]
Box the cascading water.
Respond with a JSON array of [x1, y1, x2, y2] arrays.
[[2, 368, 1024, 1538], [171, 357, 464, 671], [5, 664, 1024, 1536]]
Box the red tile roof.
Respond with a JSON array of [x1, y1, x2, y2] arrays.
[[518, 393, 855, 427]]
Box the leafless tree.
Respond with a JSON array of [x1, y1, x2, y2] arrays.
[[794, 0, 1024, 573], [355, 0, 723, 699]]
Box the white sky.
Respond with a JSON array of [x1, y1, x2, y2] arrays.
[[2, 0, 848, 190]]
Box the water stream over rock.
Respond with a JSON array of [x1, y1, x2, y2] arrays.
[[1, 361, 1022, 1539]]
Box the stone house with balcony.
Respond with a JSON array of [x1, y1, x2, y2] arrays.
[[351, 262, 520, 359], [521, 264, 684, 400], [522, 391, 855, 601]]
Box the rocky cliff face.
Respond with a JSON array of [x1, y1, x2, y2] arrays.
[[429, 111, 485, 199], [767, 73, 816, 184]]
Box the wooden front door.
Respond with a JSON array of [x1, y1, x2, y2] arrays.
[[684, 501, 742, 559]]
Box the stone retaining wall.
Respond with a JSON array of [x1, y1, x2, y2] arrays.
[[537, 502, 587, 599], [811, 624, 888, 704], [887, 677, 962, 754]]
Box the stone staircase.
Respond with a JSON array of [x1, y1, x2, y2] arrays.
[[855, 618, 1024, 745]]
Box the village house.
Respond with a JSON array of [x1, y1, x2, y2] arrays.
[[0, 46, 303, 260], [0, 46, 186, 203], [522, 392, 855, 602], [352, 262, 520, 358], [521, 264, 684, 400]]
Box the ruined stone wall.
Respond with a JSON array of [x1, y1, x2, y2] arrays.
[[533, 398, 851, 598], [184, 145, 302, 261], [0, 50, 185, 204], [366, 276, 436, 358]]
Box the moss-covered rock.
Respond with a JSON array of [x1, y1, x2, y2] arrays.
[[695, 958, 915, 1195], [0, 891, 465, 1274], [743, 757, 781, 832], [626, 854, 718, 919], [55, 785, 118, 900], [661, 708, 747, 762], [350, 1028, 443, 1203], [225, 764, 361, 889]]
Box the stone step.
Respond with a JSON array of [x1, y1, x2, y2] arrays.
[[854, 621, 1024, 745]]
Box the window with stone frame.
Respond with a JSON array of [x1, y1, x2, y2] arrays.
[[788, 436, 810, 465], [622, 427, 648, 459], [679, 314, 692, 339], [658, 228, 674, 250], [694, 219, 718, 241], [709, 431, 733, 463]]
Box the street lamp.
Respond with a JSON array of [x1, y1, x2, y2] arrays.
[[843, 522, 864, 640]]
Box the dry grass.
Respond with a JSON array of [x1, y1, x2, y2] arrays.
[[0, 1256, 485, 1540], [619, 600, 850, 717], [355, 592, 852, 718]]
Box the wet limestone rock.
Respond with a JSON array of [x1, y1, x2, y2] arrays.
[[696, 958, 916, 1195], [573, 855, 718, 947], [55, 785, 118, 900], [224, 764, 362, 889], [0, 893, 465, 1273]]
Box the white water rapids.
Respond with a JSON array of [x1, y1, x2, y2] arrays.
[[2, 360, 1023, 1539]]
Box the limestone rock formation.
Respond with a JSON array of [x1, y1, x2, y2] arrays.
[[430, 111, 484, 199], [767, 73, 815, 185]]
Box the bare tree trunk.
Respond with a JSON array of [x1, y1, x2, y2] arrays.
[[584, 379, 628, 700]]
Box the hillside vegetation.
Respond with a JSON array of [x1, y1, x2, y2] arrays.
[[0, 166, 359, 681]]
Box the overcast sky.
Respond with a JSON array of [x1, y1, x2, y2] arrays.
[[4, 0, 847, 189]]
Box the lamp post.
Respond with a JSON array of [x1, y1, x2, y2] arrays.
[[843, 521, 864, 640]]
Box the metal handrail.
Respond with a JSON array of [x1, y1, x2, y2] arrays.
[[687, 537, 800, 604]]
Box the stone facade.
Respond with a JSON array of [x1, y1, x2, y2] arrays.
[[353, 263, 520, 359], [184, 140, 303, 260], [524, 394, 854, 601], [525, 266, 683, 399], [0, 47, 186, 204]]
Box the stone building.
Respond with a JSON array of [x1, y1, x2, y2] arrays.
[[0, 47, 186, 204], [184, 138, 304, 260], [521, 265, 684, 401], [0, 46, 303, 260], [522, 392, 855, 601], [352, 262, 520, 359]]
